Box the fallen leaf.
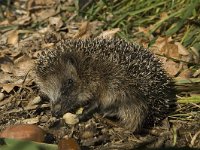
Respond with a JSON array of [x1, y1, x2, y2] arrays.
[[0, 93, 4, 101], [163, 59, 180, 76], [49, 16, 63, 30], [22, 117, 40, 124], [190, 47, 200, 63], [27, 0, 56, 9], [0, 72, 13, 84], [98, 28, 120, 39], [73, 21, 89, 38], [193, 69, 200, 77], [138, 26, 153, 40], [12, 15, 31, 26], [7, 30, 19, 45], [160, 12, 168, 20], [1, 63, 14, 73], [179, 68, 192, 78], [28, 96, 42, 106], [35, 9, 56, 22], [0, 19, 10, 25], [175, 42, 189, 55], [13, 55, 35, 76], [164, 44, 180, 59], [2, 83, 16, 93]]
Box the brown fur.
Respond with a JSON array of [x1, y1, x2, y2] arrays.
[[35, 38, 176, 131]]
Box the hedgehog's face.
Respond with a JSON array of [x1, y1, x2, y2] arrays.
[[36, 56, 98, 117]]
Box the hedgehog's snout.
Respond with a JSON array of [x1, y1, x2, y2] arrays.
[[51, 103, 62, 117]]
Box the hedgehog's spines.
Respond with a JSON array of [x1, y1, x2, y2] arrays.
[[35, 38, 176, 131]]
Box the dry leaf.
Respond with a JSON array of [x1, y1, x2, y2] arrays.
[[98, 28, 120, 39], [1, 63, 14, 73], [160, 12, 168, 20], [0, 73, 13, 84], [73, 21, 89, 38], [13, 56, 35, 76], [179, 68, 192, 78], [0, 20, 10, 26], [190, 47, 200, 63], [152, 37, 173, 53], [35, 9, 56, 21], [28, 96, 41, 106], [175, 42, 189, 55], [49, 16, 63, 30], [7, 30, 19, 45], [193, 69, 200, 77], [22, 117, 40, 124], [2, 83, 16, 93], [13, 15, 31, 26], [163, 60, 180, 76], [30, 0, 56, 6], [27, 0, 57, 10], [0, 93, 4, 101], [164, 45, 180, 59], [138, 26, 153, 40]]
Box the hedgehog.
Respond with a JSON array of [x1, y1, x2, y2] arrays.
[[35, 38, 176, 131]]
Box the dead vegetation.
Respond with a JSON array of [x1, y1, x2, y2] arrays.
[[0, 0, 200, 149]]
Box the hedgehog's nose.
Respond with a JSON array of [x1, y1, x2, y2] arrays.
[[51, 103, 62, 117]]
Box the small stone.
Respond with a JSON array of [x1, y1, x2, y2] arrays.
[[28, 96, 41, 106], [63, 113, 79, 125], [0, 92, 4, 101], [81, 131, 94, 139], [76, 107, 84, 115], [22, 117, 39, 124], [40, 116, 49, 123]]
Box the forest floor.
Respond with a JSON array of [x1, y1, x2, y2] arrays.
[[0, 0, 200, 149]]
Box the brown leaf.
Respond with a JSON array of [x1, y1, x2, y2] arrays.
[[1, 63, 14, 73], [35, 9, 56, 22], [0, 92, 4, 101], [137, 26, 153, 40], [98, 28, 120, 39], [175, 42, 189, 56], [49, 16, 63, 30], [0, 73, 13, 84], [7, 30, 19, 45], [164, 44, 180, 59], [179, 68, 192, 78], [160, 12, 168, 20], [190, 47, 200, 63], [163, 60, 180, 76], [12, 15, 31, 26], [2, 83, 15, 93], [13, 55, 35, 76], [0, 20, 10, 26], [73, 21, 89, 39], [193, 69, 200, 77]]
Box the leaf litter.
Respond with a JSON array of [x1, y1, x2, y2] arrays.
[[0, 0, 199, 149]]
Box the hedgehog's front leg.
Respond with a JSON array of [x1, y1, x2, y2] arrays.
[[78, 101, 100, 121]]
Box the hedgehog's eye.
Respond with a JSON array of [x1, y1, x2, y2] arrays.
[[64, 78, 74, 88], [67, 78, 74, 86], [61, 79, 74, 94]]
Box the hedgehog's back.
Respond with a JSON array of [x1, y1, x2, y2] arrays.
[[56, 38, 177, 126]]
